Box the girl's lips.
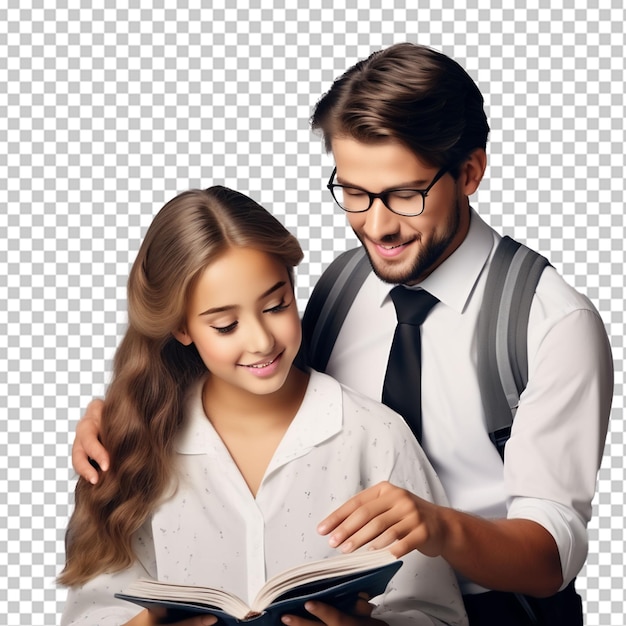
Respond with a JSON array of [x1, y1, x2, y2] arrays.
[[239, 352, 283, 377]]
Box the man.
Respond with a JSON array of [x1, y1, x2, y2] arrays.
[[72, 44, 613, 624]]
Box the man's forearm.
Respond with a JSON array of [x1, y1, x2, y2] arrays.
[[438, 509, 563, 597]]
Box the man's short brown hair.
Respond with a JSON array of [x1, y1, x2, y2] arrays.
[[311, 42, 490, 177]]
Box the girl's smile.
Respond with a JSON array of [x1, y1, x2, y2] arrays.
[[239, 351, 285, 377]]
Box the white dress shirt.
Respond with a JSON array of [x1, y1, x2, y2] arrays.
[[325, 210, 613, 594], [61, 370, 468, 626]]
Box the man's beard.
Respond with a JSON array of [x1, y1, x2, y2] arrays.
[[357, 198, 463, 285]]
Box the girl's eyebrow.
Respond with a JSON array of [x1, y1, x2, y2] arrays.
[[198, 281, 287, 316], [259, 280, 287, 300]]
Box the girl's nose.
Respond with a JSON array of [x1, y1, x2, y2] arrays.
[[248, 318, 276, 355]]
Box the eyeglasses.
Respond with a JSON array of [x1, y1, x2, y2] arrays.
[[326, 166, 449, 217]]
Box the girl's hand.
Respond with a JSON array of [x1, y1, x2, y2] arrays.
[[124, 608, 217, 625], [71, 398, 109, 484]]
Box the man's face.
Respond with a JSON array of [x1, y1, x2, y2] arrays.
[[330, 137, 472, 285]]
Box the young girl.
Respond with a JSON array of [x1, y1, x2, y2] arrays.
[[59, 186, 467, 626]]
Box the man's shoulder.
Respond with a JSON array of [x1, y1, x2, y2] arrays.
[[534, 264, 601, 319], [484, 234, 600, 319]]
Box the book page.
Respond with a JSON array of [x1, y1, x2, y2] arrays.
[[250, 548, 397, 611]]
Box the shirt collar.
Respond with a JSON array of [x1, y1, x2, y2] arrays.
[[376, 208, 496, 314]]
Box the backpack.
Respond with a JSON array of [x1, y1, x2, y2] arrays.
[[300, 236, 550, 460]]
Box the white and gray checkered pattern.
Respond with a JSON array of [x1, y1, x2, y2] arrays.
[[1, 2, 624, 624]]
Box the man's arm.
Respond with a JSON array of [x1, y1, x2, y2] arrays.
[[317, 481, 563, 598], [71, 399, 109, 484], [318, 281, 612, 599]]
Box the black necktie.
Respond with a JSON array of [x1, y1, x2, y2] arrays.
[[382, 286, 439, 442]]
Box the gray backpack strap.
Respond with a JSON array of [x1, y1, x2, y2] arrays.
[[302, 237, 549, 462], [301, 247, 371, 372], [477, 236, 550, 459]]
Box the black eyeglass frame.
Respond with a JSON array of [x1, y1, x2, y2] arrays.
[[326, 166, 449, 217]]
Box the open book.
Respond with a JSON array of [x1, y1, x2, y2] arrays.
[[115, 548, 402, 625]]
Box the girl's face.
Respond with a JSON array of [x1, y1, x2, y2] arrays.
[[174, 246, 302, 398]]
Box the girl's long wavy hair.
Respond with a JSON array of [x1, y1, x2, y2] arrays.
[[59, 186, 303, 586]]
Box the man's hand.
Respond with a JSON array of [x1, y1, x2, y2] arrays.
[[71, 399, 109, 484], [281, 598, 384, 626], [317, 481, 447, 558], [317, 481, 564, 596]]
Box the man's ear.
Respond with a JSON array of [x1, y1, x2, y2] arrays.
[[172, 327, 193, 346], [458, 148, 487, 196]]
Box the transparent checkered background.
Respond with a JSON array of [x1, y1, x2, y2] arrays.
[[1, 2, 624, 624]]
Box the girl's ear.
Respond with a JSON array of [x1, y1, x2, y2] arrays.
[[173, 327, 193, 346]]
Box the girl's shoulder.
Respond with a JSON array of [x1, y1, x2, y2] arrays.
[[307, 369, 413, 434]]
